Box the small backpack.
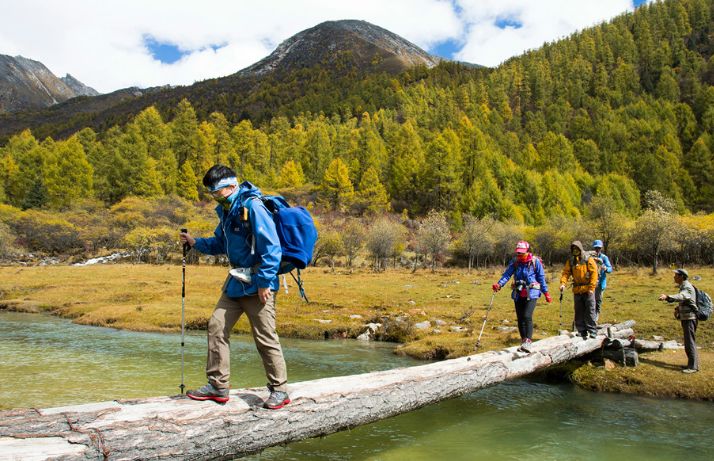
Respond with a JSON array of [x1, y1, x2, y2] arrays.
[[693, 286, 712, 321], [247, 195, 318, 301]]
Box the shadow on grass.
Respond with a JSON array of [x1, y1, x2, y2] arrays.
[[639, 356, 683, 371]]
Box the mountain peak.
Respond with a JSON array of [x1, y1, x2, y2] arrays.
[[0, 54, 99, 113], [61, 74, 99, 97], [241, 19, 440, 77]]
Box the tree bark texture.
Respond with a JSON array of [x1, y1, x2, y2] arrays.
[[0, 321, 635, 461]]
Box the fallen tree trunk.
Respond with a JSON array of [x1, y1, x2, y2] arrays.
[[0, 321, 635, 461], [603, 337, 682, 352]]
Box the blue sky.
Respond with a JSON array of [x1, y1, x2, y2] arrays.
[[1, 0, 654, 92], [145, 36, 226, 65]]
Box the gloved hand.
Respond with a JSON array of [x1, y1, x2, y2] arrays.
[[492, 283, 501, 292], [544, 292, 553, 303]]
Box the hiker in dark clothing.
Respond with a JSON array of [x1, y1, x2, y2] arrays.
[[659, 269, 699, 373], [492, 241, 552, 353]]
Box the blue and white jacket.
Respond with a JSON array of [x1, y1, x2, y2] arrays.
[[193, 181, 281, 297], [497, 256, 549, 301], [595, 253, 613, 290]]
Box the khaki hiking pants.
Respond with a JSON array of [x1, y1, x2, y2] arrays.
[[206, 291, 288, 392]]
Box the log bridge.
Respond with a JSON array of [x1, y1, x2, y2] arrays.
[[0, 321, 635, 461]]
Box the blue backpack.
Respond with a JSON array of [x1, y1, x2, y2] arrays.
[[694, 286, 712, 321], [247, 195, 318, 301]]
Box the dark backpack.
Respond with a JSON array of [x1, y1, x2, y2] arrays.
[[693, 286, 712, 321], [247, 195, 318, 302]]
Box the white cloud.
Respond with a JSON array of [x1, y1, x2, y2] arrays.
[[454, 0, 642, 66], [0, 0, 647, 93]]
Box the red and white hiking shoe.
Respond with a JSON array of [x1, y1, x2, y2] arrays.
[[186, 383, 230, 403], [264, 389, 291, 409]]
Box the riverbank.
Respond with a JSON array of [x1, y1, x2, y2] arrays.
[[1, 264, 713, 398], [571, 349, 714, 400]]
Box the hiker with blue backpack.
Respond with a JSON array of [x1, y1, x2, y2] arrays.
[[659, 269, 700, 373], [492, 241, 552, 353], [180, 164, 312, 408]]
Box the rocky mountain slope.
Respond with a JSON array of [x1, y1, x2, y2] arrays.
[[242, 20, 440, 76], [0, 54, 98, 113], [0, 20, 443, 141]]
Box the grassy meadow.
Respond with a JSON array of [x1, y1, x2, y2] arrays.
[[1, 263, 713, 399]]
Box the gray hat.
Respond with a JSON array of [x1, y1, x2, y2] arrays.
[[673, 268, 689, 279]]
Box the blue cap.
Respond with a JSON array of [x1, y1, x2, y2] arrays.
[[592, 240, 604, 249]]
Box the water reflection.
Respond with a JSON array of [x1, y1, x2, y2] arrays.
[[1, 312, 712, 461]]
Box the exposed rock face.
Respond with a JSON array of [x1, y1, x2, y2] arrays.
[[0, 54, 98, 113], [241, 20, 440, 77], [60, 73, 99, 97]]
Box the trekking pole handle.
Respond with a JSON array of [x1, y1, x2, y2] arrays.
[[180, 228, 189, 256]]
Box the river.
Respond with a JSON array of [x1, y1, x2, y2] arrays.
[[1, 312, 712, 460]]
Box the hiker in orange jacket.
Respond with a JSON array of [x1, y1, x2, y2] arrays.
[[559, 240, 598, 339]]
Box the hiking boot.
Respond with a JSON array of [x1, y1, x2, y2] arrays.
[[518, 339, 532, 353], [264, 388, 291, 410], [187, 383, 230, 403], [682, 368, 699, 374], [588, 331, 598, 339]]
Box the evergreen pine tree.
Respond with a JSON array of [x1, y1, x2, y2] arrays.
[[356, 166, 390, 214], [389, 121, 424, 207], [278, 160, 305, 188], [176, 161, 199, 201], [321, 158, 354, 212], [170, 99, 200, 166], [3, 130, 41, 207], [44, 137, 94, 209]]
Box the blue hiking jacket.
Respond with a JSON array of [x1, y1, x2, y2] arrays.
[[595, 253, 612, 290], [497, 256, 549, 300], [193, 181, 281, 297]]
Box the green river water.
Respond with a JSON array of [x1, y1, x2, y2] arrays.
[[1, 311, 712, 460]]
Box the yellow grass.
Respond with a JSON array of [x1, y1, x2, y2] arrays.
[[572, 350, 714, 400], [1, 264, 712, 356], [2, 263, 713, 398]]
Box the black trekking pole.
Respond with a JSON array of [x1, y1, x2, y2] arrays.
[[180, 228, 188, 395], [476, 292, 497, 349], [559, 290, 564, 331]]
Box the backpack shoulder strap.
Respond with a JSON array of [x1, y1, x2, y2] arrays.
[[532, 256, 542, 269]]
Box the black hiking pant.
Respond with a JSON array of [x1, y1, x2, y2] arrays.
[[573, 292, 597, 336], [514, 297, 537, 340], [681, 319, 699, 371]]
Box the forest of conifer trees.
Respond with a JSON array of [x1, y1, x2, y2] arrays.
[[1, 0, 713, 268]]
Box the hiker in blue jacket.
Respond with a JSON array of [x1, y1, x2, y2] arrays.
[[492, 241, 552, 353], [592, 240, 612, 323], [179, 164, 290, 409]]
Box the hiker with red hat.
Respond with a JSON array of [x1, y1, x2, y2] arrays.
[[492, 241, 552, 353]]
